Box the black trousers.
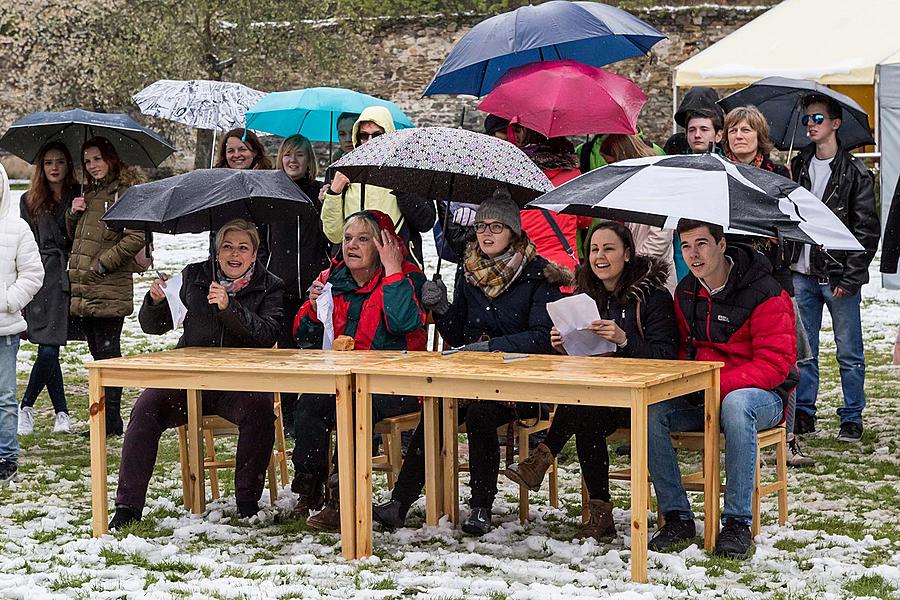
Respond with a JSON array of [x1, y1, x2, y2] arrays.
[[72, 316, 124, 418], [276, 297, 304, 429]]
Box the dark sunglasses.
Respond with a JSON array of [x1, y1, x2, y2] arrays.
[[357, 130, 384, 142], [474, 222, 507, 234], [801, 113, 827, 126]]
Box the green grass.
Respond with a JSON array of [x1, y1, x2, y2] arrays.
[[844, 574, 900, 599]]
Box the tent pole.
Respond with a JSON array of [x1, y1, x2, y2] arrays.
[[672, 79, 679, 135]]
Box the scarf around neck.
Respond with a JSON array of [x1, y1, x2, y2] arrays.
[[463, 236, 537, 299], [216, 263, 255, 295], [726, 150, 765, 169]]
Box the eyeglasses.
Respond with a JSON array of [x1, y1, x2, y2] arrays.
[[801, 113, 827, 126], [474, 222, 507, 234], [357, 130, 384, 142]]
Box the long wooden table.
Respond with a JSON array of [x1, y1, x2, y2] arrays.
[[86, 348, 406, 560], [352, 352, 722, 583]]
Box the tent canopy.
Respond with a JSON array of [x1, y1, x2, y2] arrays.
[[674, 0, 900, 88]]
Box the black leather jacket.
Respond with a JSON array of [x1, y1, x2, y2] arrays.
[[788, 146, 879, 294]]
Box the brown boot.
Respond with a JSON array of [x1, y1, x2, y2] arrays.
[[504, 443, 554, 491], [307, 474, 341, 531], [575, 500, 616, 541], [290, 474, 324, 519]]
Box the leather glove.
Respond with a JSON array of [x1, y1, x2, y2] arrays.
[[460, 340, 490, 352], [421, 279, 450, 315]]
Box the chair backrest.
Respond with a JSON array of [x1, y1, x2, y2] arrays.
[[426, 312, 445, 352]]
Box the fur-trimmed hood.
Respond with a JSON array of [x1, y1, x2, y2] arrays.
[[524, 144, 580, 172], [616, 255, 671, 304], [542, 259, 576, 288]]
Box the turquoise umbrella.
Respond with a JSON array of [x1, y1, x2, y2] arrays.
[[244, 87, 415, 142]]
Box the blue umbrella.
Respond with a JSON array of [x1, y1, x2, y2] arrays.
[[244, 87, 415, 142], [423, 1, 666, 97], [0, 108, 175, 167]]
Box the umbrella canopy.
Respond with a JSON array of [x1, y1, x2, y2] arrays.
[[328, 126, 553, 207], [0, 109, 175, 167], [423, 0, 665, 97], [245, 87, 414, 142], [527, 153, 863, 251], [718, 77, 875, 151], [132, 79, 265, 132], [101, 169, 313, 234], [476, 60, 647, 138]]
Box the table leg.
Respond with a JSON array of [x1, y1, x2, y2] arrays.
[[355, 374, 373, 558], [89, 373, 108, 537], [441, 398, 459, 526], [185, 389, 205, 514], [630, 390, 649, 583], [704, 369, 722, 551], [423, 396, 441, 526], [334, 374, 356, 560]]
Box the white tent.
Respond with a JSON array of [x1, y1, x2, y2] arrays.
[[878, 51, 900, 287]]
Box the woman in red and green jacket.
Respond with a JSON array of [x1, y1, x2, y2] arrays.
[[290, 209, 426, 530]]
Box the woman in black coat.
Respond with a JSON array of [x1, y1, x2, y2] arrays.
[[108, 219, 284, 530], [505, 221, 678, 541], [19, 142, 78, 434]]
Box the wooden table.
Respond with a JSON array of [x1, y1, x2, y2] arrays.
[[352, 352, 721, 583], [87, 348, 405, 560]]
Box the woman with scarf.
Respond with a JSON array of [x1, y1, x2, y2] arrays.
[[108, 219, 283, 529], [504, 221, 678, 540], [375, 190, 569, 536]]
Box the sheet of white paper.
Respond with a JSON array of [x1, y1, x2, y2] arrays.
[[546, 293, 616, 356], [316, 282, 335, 350], [163, 273, 187, 329]]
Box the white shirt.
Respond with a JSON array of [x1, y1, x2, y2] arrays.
[[791, 155, 834, 274]]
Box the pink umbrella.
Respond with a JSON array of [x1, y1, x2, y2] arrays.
[[476, 59, 647, 138]]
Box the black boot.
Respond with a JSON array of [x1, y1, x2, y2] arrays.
[[290, 473, 325, 519], [81, 413, 124, 438], [108, 505, 141, 530], [237, 500, 260, 519], [714, 519, 753, 558], [372, 499, 410, 531], [461, 506, 492, 536]]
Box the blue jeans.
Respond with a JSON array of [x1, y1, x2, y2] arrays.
[[793, 273, 866, 424], [0, 335, 21, 463], [648, 388, 783, 525]]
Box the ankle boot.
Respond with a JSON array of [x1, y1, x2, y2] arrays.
[[504, 443, 554, 491], [108, 505, 141, 530], [307, 473, 341, 531], [290, 473, 325, 519], [575, 500, 616, 541]]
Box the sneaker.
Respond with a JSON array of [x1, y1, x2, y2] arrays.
[[648, 512, 696, 552], [794, 412, 817, 436], [17, 406, 34, 435], [108, 505, 141, 530], [0, 460, 17, 486], [714, 519, 753, 558], [54, 412, 71, 433], [786, 435, 815, 467], [837, 421, 863, 443], [461, 506, 493, 536]]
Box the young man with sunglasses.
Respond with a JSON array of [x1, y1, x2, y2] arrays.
[[788, 94, 879, 443]]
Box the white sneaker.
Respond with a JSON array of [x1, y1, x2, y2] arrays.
[[17, 406, 34, 435], [54, 412, 71, 433]]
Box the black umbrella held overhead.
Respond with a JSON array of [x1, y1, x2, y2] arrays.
[[717, 77, 875, 152], [0, 108, 175, 168]]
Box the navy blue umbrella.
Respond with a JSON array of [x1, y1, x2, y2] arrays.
[[423, 1, 665, 97], [0, 109, 175, 167]]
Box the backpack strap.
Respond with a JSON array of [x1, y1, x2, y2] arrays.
[[538, 208, 577, 263]]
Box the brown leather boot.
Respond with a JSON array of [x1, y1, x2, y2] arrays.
[[290, 474, 324, 519], [504, 443, 554, 491], [575, 500, 616, 541], [307, 474, 341, 531]]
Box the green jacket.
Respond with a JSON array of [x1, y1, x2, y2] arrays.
[[575, 132, 665, 173]]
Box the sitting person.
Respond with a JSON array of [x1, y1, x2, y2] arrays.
[[504, 222, 678, 540], [373, 189, 570, 536], [291, 210, 426, 530], [108, 219, 284, 528], [647, 220, 797, 558]]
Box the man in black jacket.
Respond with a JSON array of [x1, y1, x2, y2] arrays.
[[789, 94, 880, 442]]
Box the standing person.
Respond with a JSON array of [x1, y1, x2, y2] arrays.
[[108, 219, 283, 528], [67, 137, 145, 436], [213, 128, 273, 170], [504, 222, 677, 540], [18, 143, 78, 435], [789, 94, 880, 442], [672, 87, 725, 155], [332, 112, 360, 162], [0, 163, 44, 484], [647, 220, 797, 559], [724, 106, 789, 176], [322, 106, 436, 265]]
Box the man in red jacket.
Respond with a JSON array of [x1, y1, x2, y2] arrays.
[[646, 220, 797, 558]]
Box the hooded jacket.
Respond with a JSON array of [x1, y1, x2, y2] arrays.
[[321, 106, 436, 264], [0, 164, 44, 336], [675, 244, 798, 406]]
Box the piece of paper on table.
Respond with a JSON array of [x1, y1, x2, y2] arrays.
[[316, 282, 335, 350], [546, 293, 616, 356], [163, 273, 187, 329]]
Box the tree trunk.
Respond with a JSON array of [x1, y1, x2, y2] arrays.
[[194, 128, 215, 170]]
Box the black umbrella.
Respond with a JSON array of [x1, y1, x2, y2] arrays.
[[101, 169, 313, 234], [717, 77, 874, 152], [0, 109, 175, 167]]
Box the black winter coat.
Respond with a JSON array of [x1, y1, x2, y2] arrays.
[[21, 190, 75, 346], [880, 175, 900, 274], [139, 260, 284, 348], [435, 252, 569, 354], [788, 146, 879, 294]]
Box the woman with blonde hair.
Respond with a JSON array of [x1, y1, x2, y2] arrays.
[[723, 105, 789, 177]]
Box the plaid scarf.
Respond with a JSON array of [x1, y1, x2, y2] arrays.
[[216, 263, 255, 295], [726, 150, 766, 169], [463, 236, 537, 299]]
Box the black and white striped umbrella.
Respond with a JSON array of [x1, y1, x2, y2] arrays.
[[527, 153, 863, 251]]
